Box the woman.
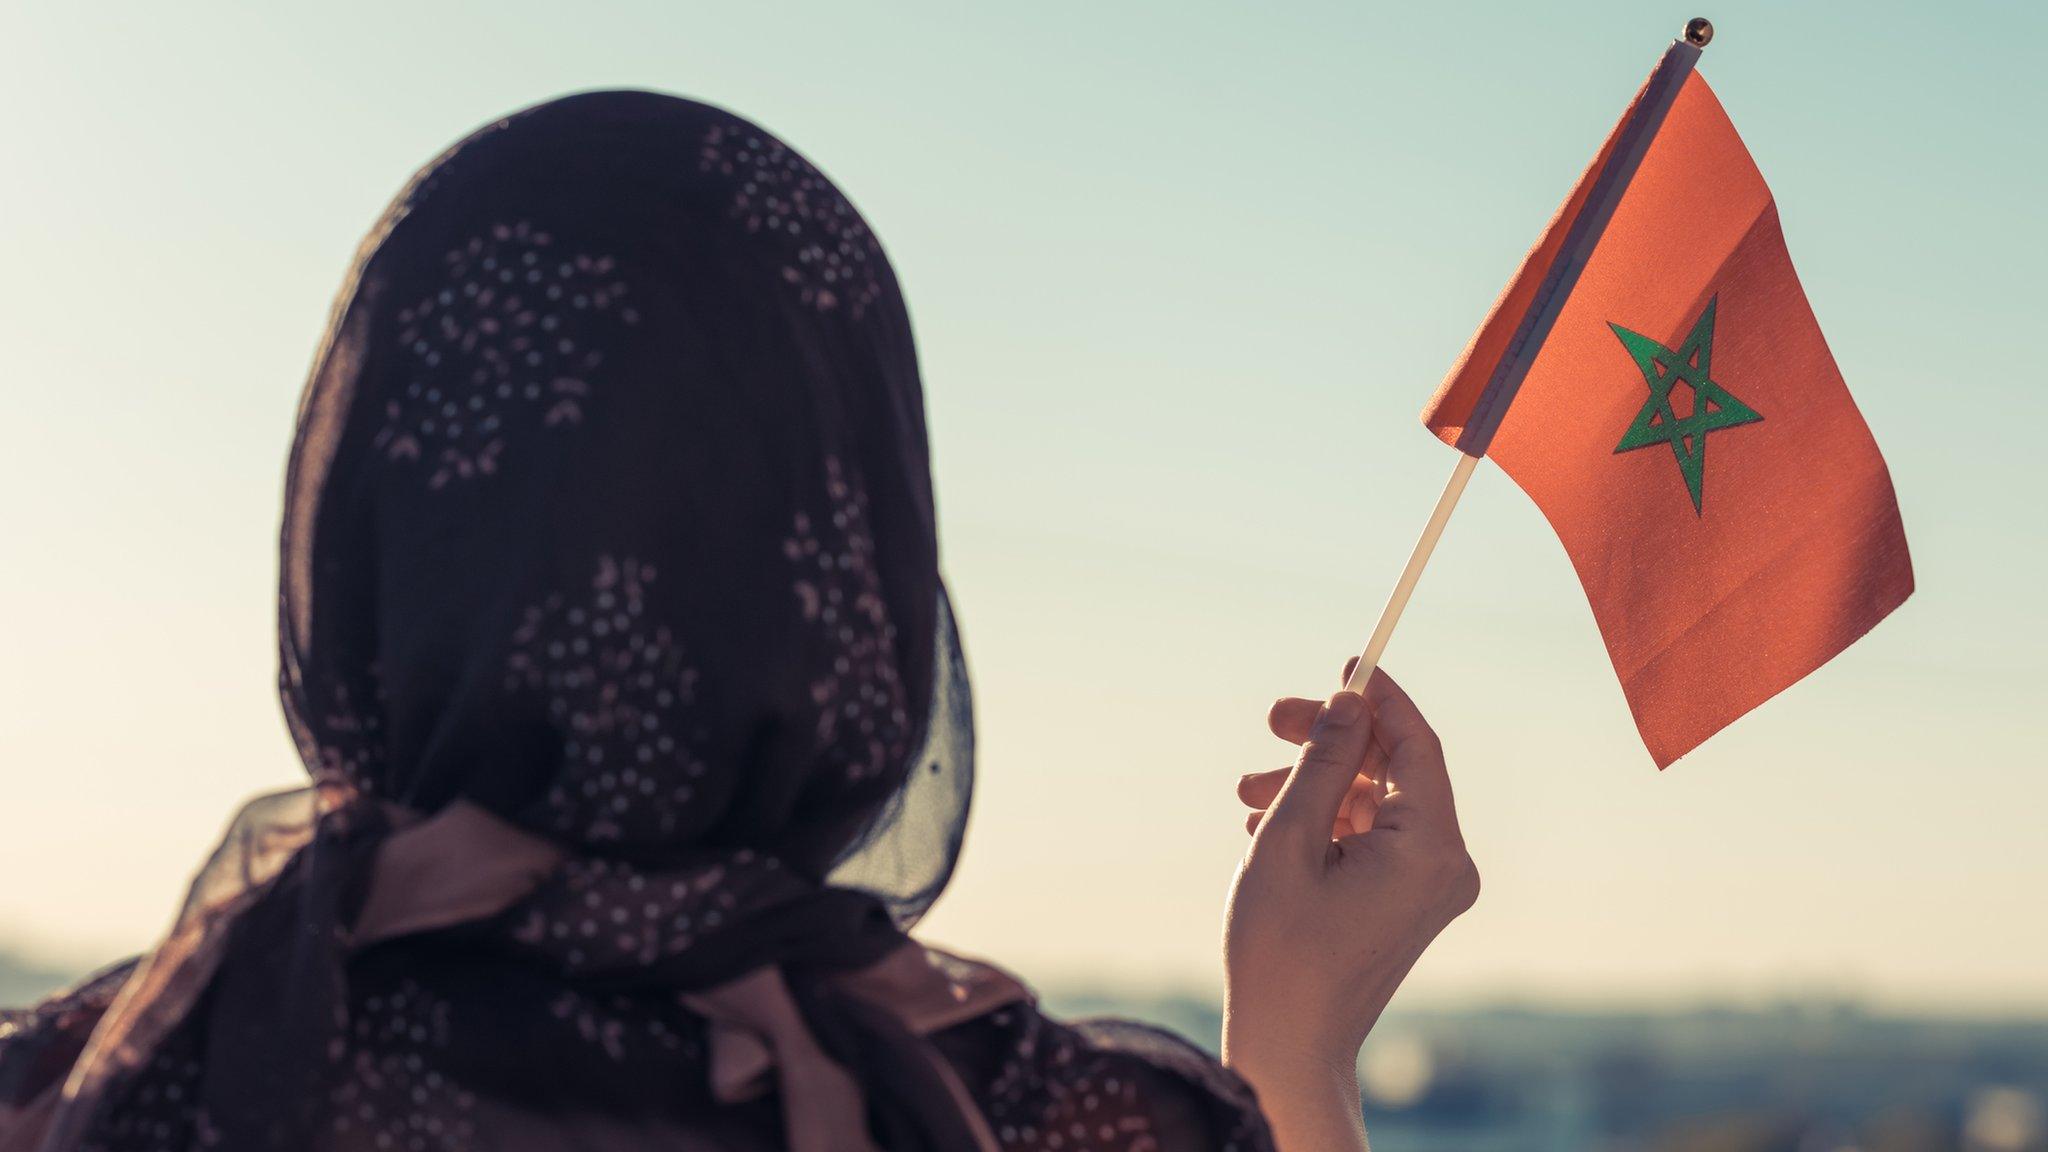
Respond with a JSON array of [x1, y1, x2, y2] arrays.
[[0, 91, 1475, 1152]]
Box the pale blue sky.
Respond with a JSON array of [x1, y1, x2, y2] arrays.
[[2, 2, 2043, 1011]]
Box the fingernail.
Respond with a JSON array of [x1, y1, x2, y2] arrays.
[[1311, 690, 1364, 734]]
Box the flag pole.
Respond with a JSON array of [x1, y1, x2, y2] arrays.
[[1341, 451, 1478, 694], [1341, 16, 1714, 696]]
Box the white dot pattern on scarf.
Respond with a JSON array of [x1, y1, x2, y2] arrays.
[[698, 125, 886, 318], [789, 456, 911, 783], [505, 851, 793, 976], [505, 556, 708, 845], [326, 979, 477, 1152], [375, 220, 640, 488]]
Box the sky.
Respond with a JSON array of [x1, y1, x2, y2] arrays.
[[2, 1, 2044, 1014]]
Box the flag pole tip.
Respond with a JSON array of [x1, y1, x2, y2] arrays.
[[1683, 17, 1714, 47]]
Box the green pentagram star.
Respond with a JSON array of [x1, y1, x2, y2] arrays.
[[1610, 297, 1763, 514]]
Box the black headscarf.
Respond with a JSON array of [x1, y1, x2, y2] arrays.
[[283, 90, 967, 905], [1, 91, 1272, 1152]]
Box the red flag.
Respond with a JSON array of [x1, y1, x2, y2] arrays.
[[1422, 39, 1913, 766]]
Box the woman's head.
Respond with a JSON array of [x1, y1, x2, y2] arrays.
[[281, 91, 963, 895]]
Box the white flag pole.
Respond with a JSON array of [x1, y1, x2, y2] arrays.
[[1341, 451, 1479, 695]]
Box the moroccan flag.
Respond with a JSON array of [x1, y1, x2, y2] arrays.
[[1422, 35, 1912, 767]]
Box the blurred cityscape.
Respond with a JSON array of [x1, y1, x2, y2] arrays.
[[1045, 990, 2048, 1152], [7, 950, 2046, 1151]]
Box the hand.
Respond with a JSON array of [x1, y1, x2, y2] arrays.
[[1221, 665, 1478, 1148]]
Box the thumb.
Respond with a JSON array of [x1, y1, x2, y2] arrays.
[[1262, 689, 1373, 853]]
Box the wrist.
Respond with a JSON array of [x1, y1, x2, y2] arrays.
[[1223, 1033, 1359, 1087], [1223, 1039, 1366, 1150], [1221, 952, 1414, 1074]]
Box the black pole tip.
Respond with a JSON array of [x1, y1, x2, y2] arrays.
[[1684, 17, 1714, 47]]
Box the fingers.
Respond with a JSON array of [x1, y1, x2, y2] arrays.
[[1262, 654, 1379, 742], [1238, 766, 1379, 817], [1353, 669, 1455, 824], [1250, 667, 1441, 851], [1236, 766, 1288, 808], [1264, 697, 1394, 806], [1266, 697, 1323, 745], [1272, 695, 1395, 768], [1245, 806, 1371, 839], [1261, 690, 1375, 854]]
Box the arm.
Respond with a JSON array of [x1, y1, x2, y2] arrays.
[[1221, 668, 1479, 1152]]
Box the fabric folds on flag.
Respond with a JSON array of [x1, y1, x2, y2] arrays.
[[1423, 47, 1913, 766]]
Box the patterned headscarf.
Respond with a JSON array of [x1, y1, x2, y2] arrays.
[[0, 91, 1272, 1152]]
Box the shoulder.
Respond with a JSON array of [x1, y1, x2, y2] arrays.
[[0, 960, 137, 1107], [934, 1005, 1274, 1152]]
